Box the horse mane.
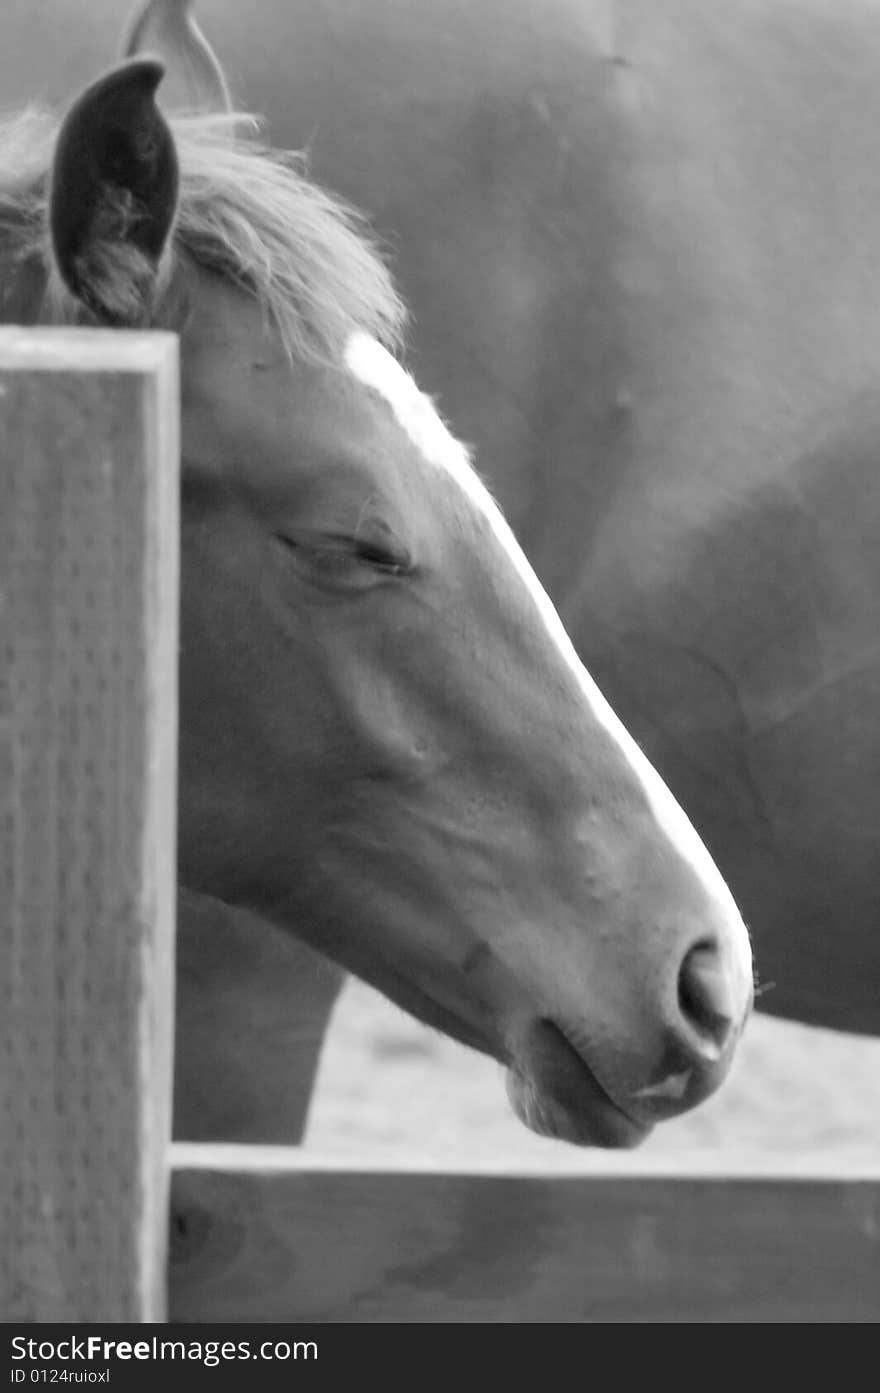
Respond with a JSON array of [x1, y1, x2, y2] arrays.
[[0, 104, 406, 360]]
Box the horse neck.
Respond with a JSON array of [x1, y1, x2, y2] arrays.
[[174, 888, 345, 1144]]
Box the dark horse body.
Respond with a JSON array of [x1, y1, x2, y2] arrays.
[[3, 0, 876, 1136]]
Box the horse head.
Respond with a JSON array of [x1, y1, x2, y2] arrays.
[[0, 11, 753, 1146]]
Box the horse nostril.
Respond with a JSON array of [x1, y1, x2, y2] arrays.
[[678, 940, 738, 1059]]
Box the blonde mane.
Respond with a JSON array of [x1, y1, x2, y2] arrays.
[[0, 104, 406, 360]]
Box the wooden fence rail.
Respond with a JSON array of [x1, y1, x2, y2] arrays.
[[1, 329, 180, 1322], [168, 1149, 880, 1322], [3, 328, 879, 1325]]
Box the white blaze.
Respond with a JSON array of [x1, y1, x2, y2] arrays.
[[345, 332, 753, 984]]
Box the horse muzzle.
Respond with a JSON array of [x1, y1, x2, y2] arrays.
[[504, 933, 754, 1147]]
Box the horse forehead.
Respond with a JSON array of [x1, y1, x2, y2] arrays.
[[178, 291, 404, 469], [345, 332, 475, 486], [180, 279, 478, 512]]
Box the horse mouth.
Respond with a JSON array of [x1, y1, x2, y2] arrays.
[[336, 953, 650, 1147], [506, 1019, 651, 1149]]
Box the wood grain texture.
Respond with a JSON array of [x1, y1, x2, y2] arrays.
[[170, 1154, 880, 1322], [0, 328, 180, 1321]]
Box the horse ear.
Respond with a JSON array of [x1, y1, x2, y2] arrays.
[[49, 59, 179, 325], [120, 0, 232, 115]]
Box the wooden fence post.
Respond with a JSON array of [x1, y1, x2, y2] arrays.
[[0, 328, 180, 1322]]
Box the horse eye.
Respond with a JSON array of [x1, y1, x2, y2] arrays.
[[273, 529, 411, 584], [352, 537, 410, 574]]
